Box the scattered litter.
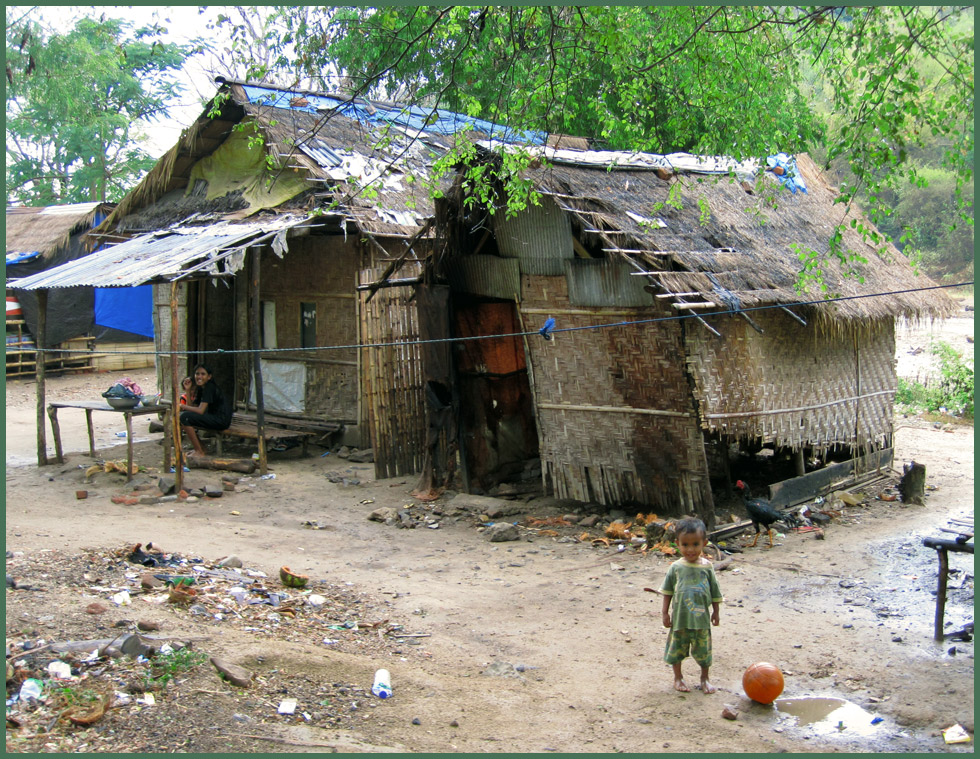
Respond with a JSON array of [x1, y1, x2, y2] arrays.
[[943, 724, 972, 744], [277, 698, 298, 715], [18, 679, 43, 701], [110, 590, 131, 606], [138, 693, 155, 706], [46, 661, 73, 680], [260, 473, 276, 480], [371, 668, 392, 699]]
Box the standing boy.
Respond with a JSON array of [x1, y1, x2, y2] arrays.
[[660, 517, 723, 693]]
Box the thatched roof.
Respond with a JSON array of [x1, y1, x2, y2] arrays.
[[6, 203, 114, 262], [525, 153, 955, 323], [93, 79, 505, 241]]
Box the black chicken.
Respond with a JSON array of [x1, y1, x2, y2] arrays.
[[735, 480, 798, 548]]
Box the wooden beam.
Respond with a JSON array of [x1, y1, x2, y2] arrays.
[[250, 248, 267, 476], [363, 218, 434, 303], [169, 282, 184, 493], [672, 301, 717, 309]]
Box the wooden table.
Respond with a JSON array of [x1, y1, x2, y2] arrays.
[[47, 401, 169, 482]]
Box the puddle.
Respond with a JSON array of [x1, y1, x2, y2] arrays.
[[776, 696, 880, 737]]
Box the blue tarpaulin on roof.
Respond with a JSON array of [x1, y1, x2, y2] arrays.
[[241, 84, 547, 145], [6, 250, 42, 265], [94, 285, 154, 338]]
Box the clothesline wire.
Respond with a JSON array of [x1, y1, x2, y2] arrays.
[[22, 280, 973, 357]]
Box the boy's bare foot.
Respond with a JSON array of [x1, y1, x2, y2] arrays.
[[673, 678, 691, 692], [701, 679, 716, 694]]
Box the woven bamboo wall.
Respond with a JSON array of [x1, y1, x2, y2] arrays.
[[359, 261, 426, 478], [520, 275, 713, 518], [260, 237, 359, 419], [686, 311, 896, 454]]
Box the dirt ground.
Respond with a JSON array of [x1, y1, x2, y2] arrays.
[[4, 301, 974, 753]]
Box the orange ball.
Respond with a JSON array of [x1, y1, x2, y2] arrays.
[[742, 661, 784, 704]]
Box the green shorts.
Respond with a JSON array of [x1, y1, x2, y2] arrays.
[[664, 628, 712, 667]]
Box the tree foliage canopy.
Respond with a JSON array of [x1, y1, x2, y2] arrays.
[[5, 12, 200, 205], [215, 5, 972, 280]]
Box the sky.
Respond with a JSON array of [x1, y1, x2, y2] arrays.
[[13, 5, 233, 155]]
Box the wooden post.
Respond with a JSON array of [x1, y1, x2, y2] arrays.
[[35, 289, 48, 466], [794, 448, 806, 477], [47, 405, 63, 464], [935, 546, 949, 642], [250, 248, 267, 475], [170, 282, 184, 492], [899, 461, 926, 504]]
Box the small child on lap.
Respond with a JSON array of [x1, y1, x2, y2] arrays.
[[660, 517, 722, 694]]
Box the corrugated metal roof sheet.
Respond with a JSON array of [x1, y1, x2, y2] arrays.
[[8, 217, 310, 290], [484, 142, 760, 181], [565, 259, 652, 307], [446, 255, 521, 299], [494, 196, 573, 261]]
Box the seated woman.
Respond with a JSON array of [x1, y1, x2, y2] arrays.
[[179, 363, 232, 456]]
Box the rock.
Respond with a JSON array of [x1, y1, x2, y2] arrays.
[[577, 515, 599, 527], [204, 487, 223, 498], [141, 573, 164, 589], [216, 555, 243, 568], [157, 476, 175, 495], [137, 620, 161, 632], [148, 420, 165, 433], [722, 705, 739, 720], [222, 481, 237, 491], [337, 446, 351, 459], [75, 490, 88, 500], [138, 496, 160, 505], [481, 661, 522, 678], [369, 507, 399, 523], [209, 657, 253, 688], [486, 523, 521, 542], [85, 602, 108, 614], [347, 448, 374, 463]]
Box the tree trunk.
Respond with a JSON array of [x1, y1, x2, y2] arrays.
[[186, 455, 257, 474]]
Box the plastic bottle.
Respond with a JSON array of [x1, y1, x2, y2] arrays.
[[371, 668, 392, 699]]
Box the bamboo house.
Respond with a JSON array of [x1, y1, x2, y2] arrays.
[[9, 78, 523, 476], [415, 147, 956, 526]]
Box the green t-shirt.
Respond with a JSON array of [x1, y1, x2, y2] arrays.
[[659, 558, 723, 630]]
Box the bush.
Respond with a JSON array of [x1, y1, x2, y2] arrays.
[[896, 340, 974, 419]]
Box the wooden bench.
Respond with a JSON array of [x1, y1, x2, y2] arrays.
[[210, 411, 343, 457]]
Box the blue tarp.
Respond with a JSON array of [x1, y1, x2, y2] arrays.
[[6, 250, 42, 265], [767, 153, 807, 194], [241, 84, 547, 146], [94, 285, 154, 338]]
